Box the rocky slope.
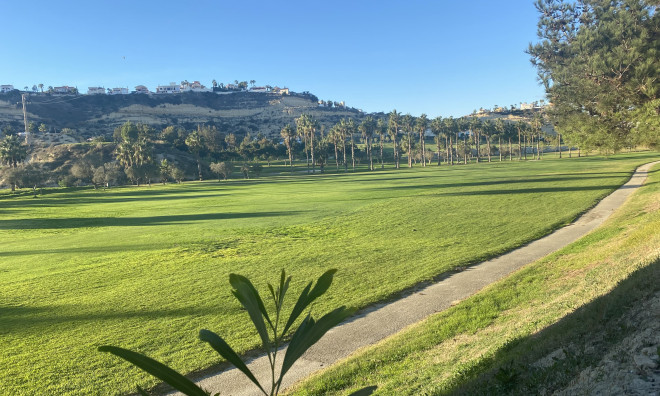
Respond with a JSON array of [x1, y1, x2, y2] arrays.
[[0, 90, 364, 140]]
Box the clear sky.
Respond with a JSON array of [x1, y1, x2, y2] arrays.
[[0, 1, 546, 118]]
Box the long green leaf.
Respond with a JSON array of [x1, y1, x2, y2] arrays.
[[229, 274, 273, 328], [198, 329, 266, 395], [306, 269, 337, 304], [282, 269, 337, 335], [98, 346, 207, 396], [281, 282, 312, 335], [279, 306, 353, 380], [230, 279, 271, 351]]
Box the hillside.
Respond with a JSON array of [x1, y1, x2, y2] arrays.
[[0, 90, 364, 140]]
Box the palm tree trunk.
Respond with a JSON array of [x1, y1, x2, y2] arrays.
[[311, 131, 315, 174], [518, 130, 522, 160], [408, 132, 412, 167], [343, 140, 348, 171], [334, 138, 339, 170], [536, 134, 541, 160], [380, 135, 384, 169], [487, 136, 491, 162], [351, 135, 355, 171], [498, 136, 502, 161], [394, 136, 399, 169], [437, 137, 442, 166]]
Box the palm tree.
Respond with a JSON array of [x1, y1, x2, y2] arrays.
[[415, 114, 429, 166], [482, 119, 494, 162], [359, 116, 376, 171], [295, 115, 310, 173], [443, 116, 456, 165], [280, 124, 295, 168], [376, 118, 386, 169], [347, 119, 357, 171], [430, 116, 444, 166], [469, 118, 482, 163], [38, 83, 44, 93], [401, 114, 414, 167], [494, 119, 505, 161], [388, 110, 401, 169], [329, 124, 341, 170], [457, 118, 470, 165], [249, 80, 256, 87], [212, 79, 218, 88]]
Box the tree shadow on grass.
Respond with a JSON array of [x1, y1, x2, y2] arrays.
[[0, 210, 301, 230], [0, 242, 173, 257], [366, 174, 630, 193], [0, 304, 225, 334], [0, 192, 226, 210], [447, 258, 660, 395]]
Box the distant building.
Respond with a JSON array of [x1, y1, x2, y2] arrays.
[[225, 83, 239, 90], [0, 85, 14, 93], [87, 87, 106, 95], [54, 86, 77, 94], [110, 87, 129, 95], [249, 86, 268, 93], [156, 83, 181, 94], [520, 102, 534, 110], [181, 81, 210, 92], [134, 85, 150, 94], [272, 86, 289, 95]]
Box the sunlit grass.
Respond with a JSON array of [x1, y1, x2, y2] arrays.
[[0, 152, 657, 394], [288, 161, 660, 395]]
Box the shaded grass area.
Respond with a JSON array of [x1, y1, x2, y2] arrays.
[[0, 152, 657, 395], [288, 162, 660, 395]]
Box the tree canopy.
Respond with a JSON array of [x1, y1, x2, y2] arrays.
[[528, 0, 659, 152]]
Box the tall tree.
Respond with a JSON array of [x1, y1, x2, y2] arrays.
[[388, 110, 401, 169], [280, 124, 295, 168], [401, 114, 414, 167], [415, 114, 429, 167], [0, 135, 28, 168], [430, 116, 444, 166], [528, 0, 660, 152], [376, 118, 386, 169], [359, 116, 376, 171]]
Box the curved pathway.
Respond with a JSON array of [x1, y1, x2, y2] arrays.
[[179, 161, 659, 396]]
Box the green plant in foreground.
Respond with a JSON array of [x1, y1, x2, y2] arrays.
[[100, 269, 373, 396]]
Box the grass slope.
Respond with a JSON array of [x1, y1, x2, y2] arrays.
[[288, 161, 660, 395], [0, 152, 656, 394]]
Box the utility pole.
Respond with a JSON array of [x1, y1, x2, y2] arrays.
[[21, 93, 30, 145]]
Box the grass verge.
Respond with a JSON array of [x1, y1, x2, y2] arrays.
[[288, 162, 660, 395]]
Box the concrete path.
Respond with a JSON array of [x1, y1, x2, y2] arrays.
[[180, 161, 659, 396]]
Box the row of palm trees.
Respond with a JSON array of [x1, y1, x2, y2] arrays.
[[281, 111, 555, 173]]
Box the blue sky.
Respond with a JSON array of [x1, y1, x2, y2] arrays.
[[0, 1, 546, 118]]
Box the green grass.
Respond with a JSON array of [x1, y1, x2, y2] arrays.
[[288, 161, 660, 396], [0, 152, 657, 395]]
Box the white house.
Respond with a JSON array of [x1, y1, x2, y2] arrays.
[[110, 87, 129, 95], [134, 85, 150, 94], [54, 86, 76, 94], [181, 81, 211, 92], [249, 86, 268, 93], [156, 83, 181, 94], [87, 87, 106, 95], [0, 85, 14, 93]]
